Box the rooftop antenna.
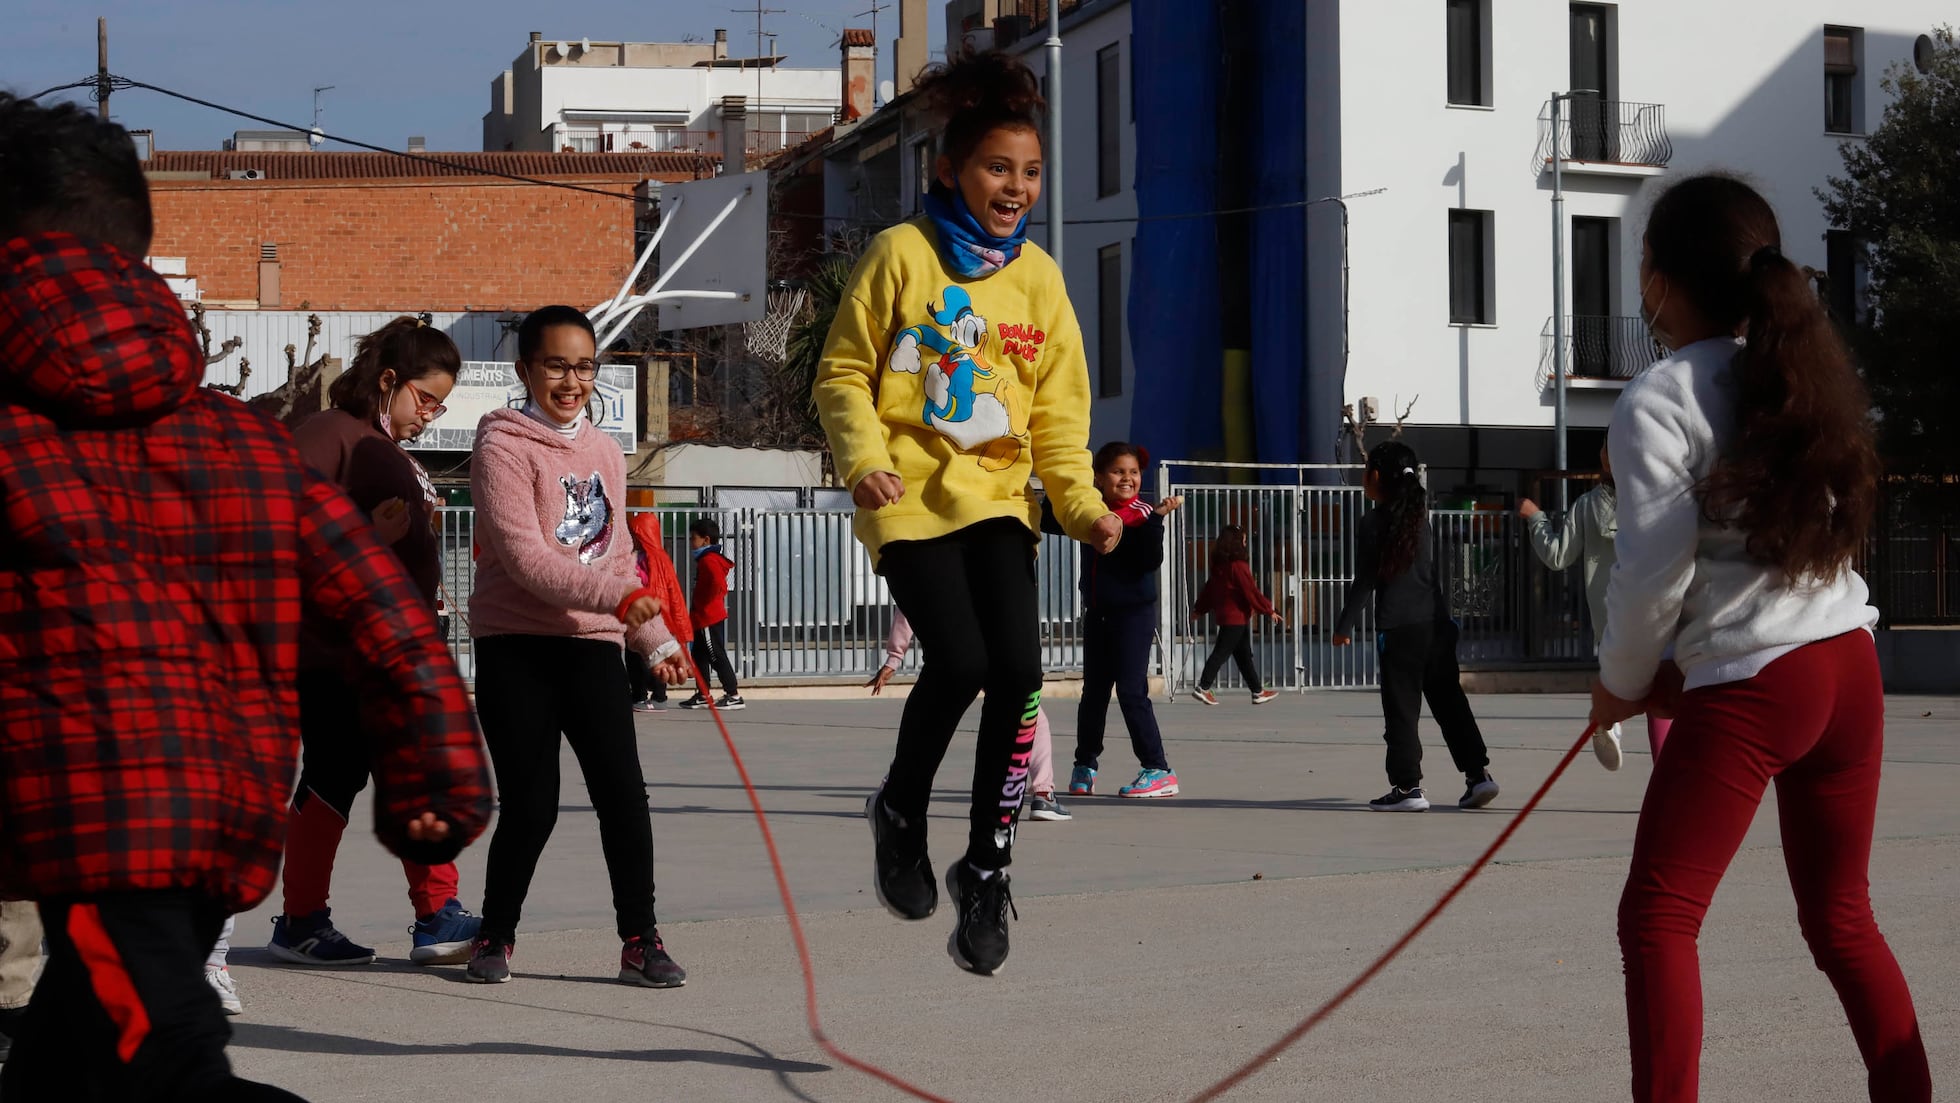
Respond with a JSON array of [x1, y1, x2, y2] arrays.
[[311, 85, 335, 149], [857, 0, 890, 103], [732, 1, 786, 113]]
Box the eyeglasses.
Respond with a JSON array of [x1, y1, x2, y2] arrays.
[[404, 381, 447, 420], [533, 357, 601, 381]]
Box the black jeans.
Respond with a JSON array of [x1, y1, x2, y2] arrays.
[[474, 634, 660, 942], [1377, 619, 1489, 789], [879, 518, 1043, 872], [1, 891, 304, 1102], [690, 620, 739, 696], [294, 669, 374, 820], [1076, 602, 1170, 772], [624, 649, 667, 704], [1198, 624, 1264, 692]]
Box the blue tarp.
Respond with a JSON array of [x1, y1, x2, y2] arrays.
[[1247, 0, 1307, 472]]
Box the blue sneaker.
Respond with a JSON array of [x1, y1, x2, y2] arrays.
[[1067, 765, 1096, 796], [410, 898, 483, 965], [267, 909, 376, 966]]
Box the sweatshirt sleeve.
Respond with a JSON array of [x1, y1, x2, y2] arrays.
[[884, 610, 913, 670], [1235, 560, 1277, 617], [1333, 514, 1380, 638], [1526, 508, 1584, 571], [1027, 294, 1110, 543], [1191, 574, 1215, 619], [470, 434, 626, 617], [812, 245, 901, 492], [1598, 374, 1700, 700]]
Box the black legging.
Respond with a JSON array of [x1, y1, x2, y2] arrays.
[[473, 634, 660, 942], [878, 518, 1042, 872], [1378, 618, 1489, 789], [691, 620, 739, 696], [1197, 624, 1264, 693]]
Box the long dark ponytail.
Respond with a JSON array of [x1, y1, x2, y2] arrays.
[[1367, 440, 1427, 579], [1643, 174, 1877, 581]]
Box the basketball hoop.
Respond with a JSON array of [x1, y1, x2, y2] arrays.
[[744, 287, 807, 364]]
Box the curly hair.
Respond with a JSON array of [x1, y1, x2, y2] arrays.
[[1212, 524, 1250, 565], [910, 50, 1045, 170], [1644, 174, 1877, 581], [1366, 440, 1427, 580]]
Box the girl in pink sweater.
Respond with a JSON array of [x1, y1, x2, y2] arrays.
[[464, 306, 689, 989]]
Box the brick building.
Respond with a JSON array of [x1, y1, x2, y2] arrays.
[[144, 150, 715, 311]]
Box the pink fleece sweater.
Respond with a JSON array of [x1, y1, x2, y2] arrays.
[[468, 407, 679, 660]]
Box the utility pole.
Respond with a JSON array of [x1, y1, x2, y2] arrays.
[[96, 17, 109, 120], [857, 1, 889, 106], [735, 2, 786, 125], [1548, 89, 1595, 511], [1045, 0, 1063, 268]]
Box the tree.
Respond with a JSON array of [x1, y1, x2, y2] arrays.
[[1820, 27, 1960, 475]]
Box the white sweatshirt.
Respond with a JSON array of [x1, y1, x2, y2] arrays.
[[1598, 337, 1878, 699]]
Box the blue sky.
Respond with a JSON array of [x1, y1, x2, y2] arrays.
[[9, 1, 937, 153]]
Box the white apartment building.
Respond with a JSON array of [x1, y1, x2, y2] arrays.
[[483, 30, 847, 159]]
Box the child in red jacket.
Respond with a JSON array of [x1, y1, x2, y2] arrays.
[[678, 517, 743, 710], [1190, 524, 1284, 705]]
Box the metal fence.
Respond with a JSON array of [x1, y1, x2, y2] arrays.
[[1867, 483, 1960, 625]]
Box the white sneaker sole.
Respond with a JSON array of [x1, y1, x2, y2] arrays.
[[1028, 808, 1072, 822], [1593, 726, 1624, 772], [1369, 798, 1430, 812], [266, 942, 376, 967], [1119, 784, 1179, 798], [716, 702, 747, 711], [410, 939, 474, 966], [1251, 694, 1278, 705], [1192, 693, 1218, 707], [463, 969, 510, 984]]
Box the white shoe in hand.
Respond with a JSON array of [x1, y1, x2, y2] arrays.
[[1593, 723, 1624, 772]]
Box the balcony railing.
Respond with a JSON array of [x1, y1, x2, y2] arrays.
[[1537, 315, 1665, 388], [559, 125, 827, 158], [1536, 98, 1673, 169]]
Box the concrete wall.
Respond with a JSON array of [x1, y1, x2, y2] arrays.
[[525, 65, 843, 152], [1319, 0, 1947, 433]]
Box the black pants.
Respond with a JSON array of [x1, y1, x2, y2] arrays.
[[294, 669, 374, 820], [1198, 624, 1264, 693], [879, 518, 1043, 871], [690, 620, 739, 696], [1378, 619, 1489, 789], [474, 634, 659, 942], [1, 891, 304, 1102], [624, 649, 668, 704], [1076, 603, 1169, 771]]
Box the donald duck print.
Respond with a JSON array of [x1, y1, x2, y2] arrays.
[[888, 285, 1027, 472]]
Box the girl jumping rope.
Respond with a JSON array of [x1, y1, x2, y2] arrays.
[[1590, 174, 1929, 1101], [813, 50, 1118, 976], [464, 305, 690, 988], [1189, 523, 1284, 706], [269, 316, 481, 970], [1050, 442, 1184, 797], [1332, 440, 1498, 812]]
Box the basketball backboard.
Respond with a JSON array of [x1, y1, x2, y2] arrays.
[[652, 170, 767, 331]]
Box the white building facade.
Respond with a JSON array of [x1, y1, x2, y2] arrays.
[[484, 31, 846, 158]]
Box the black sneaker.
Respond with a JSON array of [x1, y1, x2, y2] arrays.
[[865, 786, 936, 920], [715, 694, 746, 711], [1459, 770, 1500, 809], [945, 862, 1016, 975], [619, 931, 687, 988], [1368, 786, 1430, 812], [677, 693, 710, 710]]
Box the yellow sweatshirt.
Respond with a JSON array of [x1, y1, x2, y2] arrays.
[[813, 217, 1108, 565]]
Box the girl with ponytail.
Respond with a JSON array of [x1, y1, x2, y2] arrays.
[[1592, 174, 1927, 1100], [1331, 440, 1496, 813]]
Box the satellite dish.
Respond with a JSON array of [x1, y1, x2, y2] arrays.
[[556, 41, 570, 58], [878, 79, 895, 104], [308, 126, 325, 147], [581, 36, 592, 53]]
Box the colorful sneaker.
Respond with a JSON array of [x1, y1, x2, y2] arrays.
[[1027, 793, 1072, 822], [715, 694, 747, 711], [1251, 689, 1279, 704], [1594, 724, 1624, 772], [945, 863, 1015, 975], [409, 898, 482, 966], [1191, 687, 1219, 706], [1369, 786, 1429, 812], [1118, 768, 1180, 798], [620, 931, 687, 988], [205, 964, 243, 1016], [866, 785, 936, 920], [1459, 770, 1500, 810], [464, 934, 513, 983], [1067, 765, 1097, 796], [677, 693, 711, 710], [632, 698, 668, 714], [267, 910, 376, 966]]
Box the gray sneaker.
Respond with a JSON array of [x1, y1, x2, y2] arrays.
[[464, 935, 513, 984], [1027, 794, 1072, 822]]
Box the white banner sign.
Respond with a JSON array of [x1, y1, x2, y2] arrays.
[[405, 360, 638, 454]]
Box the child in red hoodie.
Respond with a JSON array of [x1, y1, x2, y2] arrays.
[[678, 517, 743, 710], [1189, 524, 1284, 705]]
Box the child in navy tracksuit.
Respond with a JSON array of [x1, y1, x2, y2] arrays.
[[1046, 442, 1185, 798]]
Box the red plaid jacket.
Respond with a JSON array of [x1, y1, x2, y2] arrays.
[[0, 234, 492, 913]]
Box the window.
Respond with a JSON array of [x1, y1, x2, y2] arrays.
[[1097, 44, 1121, 197], [1825, 26, 1864, 134], [1568, 4, 1614, 160], [1448, 209, 1494, 324], [1098, 243, 1124, 397], [1446, 0, 1490, 106], [1825, 230, 1864, 326], [564, 126, 601, 153]]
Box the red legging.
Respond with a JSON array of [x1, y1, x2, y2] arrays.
[[1617, 630, 1930, 1102]]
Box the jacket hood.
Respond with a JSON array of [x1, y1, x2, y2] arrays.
[[628, 510, 665, 548], [0, 233, 204, 427]]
